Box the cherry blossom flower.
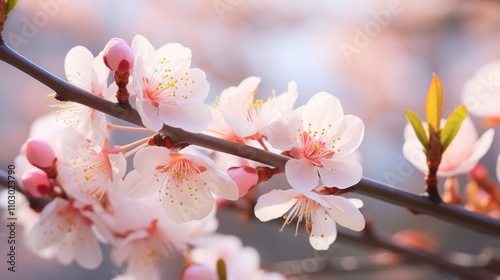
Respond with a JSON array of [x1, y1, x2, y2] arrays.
[[57, 137, 126, 203], [104, 198, 188, 278], [86, 188, 189, 278], [50, 45, 112, 149], [123, 146, 238, 223], [188, 234, 285, 280], [403, 117, 494, 177], [28, 198, 102, 269], [255, 189, 365, 250], [207, 76, 298, 141], [266, 92, 364, 192], [462, 61, 500, 126], [131, 34, 212, 132]]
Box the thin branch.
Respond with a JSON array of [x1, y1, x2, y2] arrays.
[[1, 42, 500, 239], [352, 178, 500, 238], [335, 228, 495, 279], [269, 228, 497, 279]]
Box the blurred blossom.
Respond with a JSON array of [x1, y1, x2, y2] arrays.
[[403, 117, 494, 177], [462, 61, 500, 124], [189, 234, 285, 280]]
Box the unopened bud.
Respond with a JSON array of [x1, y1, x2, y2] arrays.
[[21, 169, 51, 198], [227, 166, 258, 198], [103, 38, 135, 72], [182, 265, 218, 280], [25, 138, 56, 169]]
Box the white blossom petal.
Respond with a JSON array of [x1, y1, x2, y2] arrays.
[[254, 189, 297, 221], [333, 115, 364, 155], [222, 110, 257, 138], [301, 92, 344, 132], [158, 101, 212, 133], [323, 195, 365, 231], [318, 159, 362, 188], [123, 170, 159, 199], [285, 158, 318, 192], [133, 146, 172, 175], [309, 208, 337, 250], [65, 46, 94, 90]]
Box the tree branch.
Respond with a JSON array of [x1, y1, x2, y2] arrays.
[[1, 42, 500, 240]]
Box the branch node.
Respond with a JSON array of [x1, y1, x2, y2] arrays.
[[54, 93, 68, 102]]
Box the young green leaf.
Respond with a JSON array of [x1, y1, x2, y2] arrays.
[[440, 105, 468, 153], [405, 110, 429, 152], [216, 258, 227, 280], [426, 73, 443, 135], [6, 0, 18, 16]]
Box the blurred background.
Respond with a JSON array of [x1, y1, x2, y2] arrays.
[[1, 0, 500, 279]]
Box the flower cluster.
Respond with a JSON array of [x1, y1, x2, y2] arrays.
[[11, 34, 367, 278]]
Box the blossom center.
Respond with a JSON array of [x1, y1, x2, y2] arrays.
[[290, 131, 336, 167], [279, 196, 320, 237]]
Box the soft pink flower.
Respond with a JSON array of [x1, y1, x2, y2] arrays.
[[255, 189, 364, 250], [189, 234, 285, 280], [403, 117, 494, 177], [266, 92, 364, 192], [25, 138, 56, 169], [103, 37, 135, 72], [208, 77, 298, 141], [90, 196, 188, 278], [57, 138, 126, 203], [182, 265, 218, 280], [21, 168, 51, 198], [50, 46, 112, 149], [123, 146, 238, 223], [131, 34, 212, 132], [28, 198, 102, 269]]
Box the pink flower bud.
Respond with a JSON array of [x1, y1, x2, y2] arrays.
[[25, 138, 56, 169], [21, 169, 51, 198], [103, 37, 135, 72], [227, 166, 258, 198], [182, 265, 218, 280]]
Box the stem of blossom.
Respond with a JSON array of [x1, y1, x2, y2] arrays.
[[425, 133, 442, 203], [116, 137, 151, 153], [39, 163, 58, 179], [114, 70, 131, 108], [256, 137, 269, 151], [256, 167, 283, 183], [123, 142, 148, 159], [107, 123, 152, 132]]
